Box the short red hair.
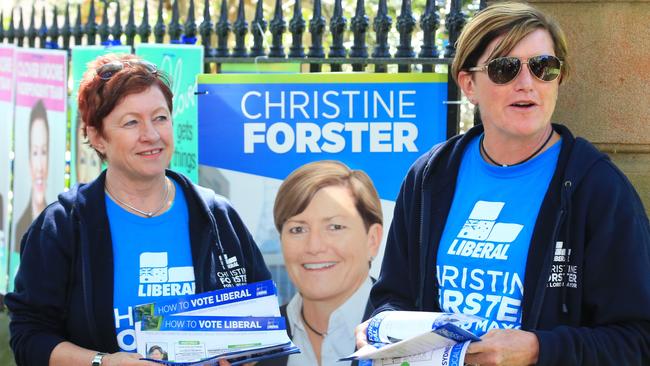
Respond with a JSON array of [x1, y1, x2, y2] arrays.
[[77, 53, 173, 159]]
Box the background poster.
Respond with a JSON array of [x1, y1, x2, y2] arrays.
[[197, 73, 448, 303], [136, 44, 203, 183], [0, 45, 15, 294], [70, 45, 131, 186], [9, 48, 67, 291]]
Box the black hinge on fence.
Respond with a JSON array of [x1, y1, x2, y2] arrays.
[[62, 4, 71, 50], [215, 0, 230, 58], [73, 4, 83, 46], [86, 0, 98, 45], [233, 0, 249, 57], [138, 0, 151, 44], [125, 0, 137, 47], [0, 12, 4, 44], [396, 0, 416, 73], [288, 0, 306, 58], [445, 0, 466, 138], [372, 0, 392, 73], [184, 0, 197, 45], [48, 6, 60, 49], [419, 0, 440, 73], [328, 0, 347, 72], [350, 0, 369, 72], [168, 0, 182, 44], [250, 0, 267, 57], [200, 0, 213, 59], [269, 0, 287, 58], [99, 1, 110, 45], [308, 0, 326, 72]]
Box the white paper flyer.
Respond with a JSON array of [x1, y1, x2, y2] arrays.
[[136, 315, 296, 364], [343, 311, 481, 363], [136, 280, 281, 318], [367, 341, 471, 366], [134, 280, 299, 365]]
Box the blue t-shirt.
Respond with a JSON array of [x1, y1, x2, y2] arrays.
[[106, 180, 195, 351], [436, 135, 560, 335]]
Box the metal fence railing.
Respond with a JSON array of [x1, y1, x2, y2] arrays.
[[0, 0, 485, 136]]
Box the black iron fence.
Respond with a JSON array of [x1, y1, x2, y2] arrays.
[[0, 0, 485, 136]]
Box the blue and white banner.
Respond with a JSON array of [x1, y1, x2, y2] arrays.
[[196, 73, 448, 299], [0, 44, 15, 294], [151, 316, 286, 332], [197, 73, 447, 201], [149, 280, 279, 316]]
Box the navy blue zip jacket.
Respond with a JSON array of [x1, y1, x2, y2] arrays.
[[5, 170, 272, 366], [371, 124, 650, 365]]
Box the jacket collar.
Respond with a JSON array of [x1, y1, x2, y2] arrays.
[[71, 170, 220, 351], [74, 170, 118, 350]]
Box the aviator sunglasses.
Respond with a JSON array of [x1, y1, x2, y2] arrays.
[[469, 55, 563, 84], [95, 60, 158, 80]]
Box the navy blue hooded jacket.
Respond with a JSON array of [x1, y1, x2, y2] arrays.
[[5, 170, 272, 366], [371, 124, 650, 365]]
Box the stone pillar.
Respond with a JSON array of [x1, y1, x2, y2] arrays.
[[523, 0, 650, 215]]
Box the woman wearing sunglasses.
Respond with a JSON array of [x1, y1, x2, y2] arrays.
[[356, 2, 650, 365], [5, 53, 272, 366]]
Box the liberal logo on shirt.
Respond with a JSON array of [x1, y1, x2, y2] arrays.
[[447, 201, 523, 260], [138, 252, 195, 297]]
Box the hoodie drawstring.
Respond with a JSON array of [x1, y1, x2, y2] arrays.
[[560, 180, 573, 315]]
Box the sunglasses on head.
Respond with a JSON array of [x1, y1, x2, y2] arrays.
[[95, 60, 158, 81], [468, 55, 563, 84]]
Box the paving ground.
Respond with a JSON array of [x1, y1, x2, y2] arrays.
[[0, 310, 16, 366]]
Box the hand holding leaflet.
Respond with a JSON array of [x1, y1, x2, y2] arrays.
[[134, 280, 299, 365], [343, 311, 482, 362], [136, 315, 296, 365], [137, 280, 282, 318]]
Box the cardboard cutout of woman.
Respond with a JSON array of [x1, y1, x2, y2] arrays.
[[75, 115, 102, 184], [14, 99, 49, 252]]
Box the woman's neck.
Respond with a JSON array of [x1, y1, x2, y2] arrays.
[[301, 299, 333, 366], [481, 124, 558, 166], [104, 169, 170, 213], [301, 299, 335, 334], [300, 276, 368, 365], [31, 198, 45, 217]]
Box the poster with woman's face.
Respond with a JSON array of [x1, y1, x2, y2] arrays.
[[9, 48, 67, 291], [69, 45, 130, 185], [0, 44, 15, 294]]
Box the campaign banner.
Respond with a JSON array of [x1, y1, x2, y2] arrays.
[[196, 73, 448, 303], [70, 45, 131, 185], [136, 44, 203, 183], [136, 315, 292, 363], [134, 280, 297, 365], [9, 48, 67, 291], [142, 279, 280, 317], [0, 44, 15, 294]]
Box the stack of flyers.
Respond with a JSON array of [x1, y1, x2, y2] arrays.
[[134, 280, 300, 365], [341, 311, 482, 366]]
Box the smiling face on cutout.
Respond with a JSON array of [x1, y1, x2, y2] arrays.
[[29, 117, 49, 209], [76, 126, 102, 184], [458, 28, 560, 142], [280, 184, 382, 307]]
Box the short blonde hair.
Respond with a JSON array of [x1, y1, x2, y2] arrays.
[[273, 160, 383, 233], [451, 2, 570, 84]]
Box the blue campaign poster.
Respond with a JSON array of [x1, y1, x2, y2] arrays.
[[196, 72, 448, 303]]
